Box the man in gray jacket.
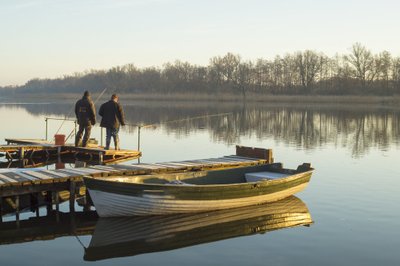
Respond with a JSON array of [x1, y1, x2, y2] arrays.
[[99, 94, 125, 150], [75, 91, 96, 147]]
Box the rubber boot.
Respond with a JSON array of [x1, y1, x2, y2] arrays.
[[114, 137, 120, 151], [75, 136, 81, 147]]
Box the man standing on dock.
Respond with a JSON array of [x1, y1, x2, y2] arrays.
[[99, 94, 125, 150], [75, 91, 96, 147]]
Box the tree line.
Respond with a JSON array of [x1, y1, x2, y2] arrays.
[[1, 43, 400, 97]]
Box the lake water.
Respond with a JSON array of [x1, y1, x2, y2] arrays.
[[0, 99, 399, 265]]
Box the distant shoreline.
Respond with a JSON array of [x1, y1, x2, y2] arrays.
[[2, 93, 400, 106]]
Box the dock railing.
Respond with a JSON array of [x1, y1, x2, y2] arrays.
[[45, 117, 77, 141], [45, 117, 141, 149]]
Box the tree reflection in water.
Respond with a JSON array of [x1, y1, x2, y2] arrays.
[[16, 101, 400, 157]]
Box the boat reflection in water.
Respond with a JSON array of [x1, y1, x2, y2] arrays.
[[84, 196, 313, 261]]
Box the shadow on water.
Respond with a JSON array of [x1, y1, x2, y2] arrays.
[[6, 101, 400, 158], [0, 196, 312, 261]]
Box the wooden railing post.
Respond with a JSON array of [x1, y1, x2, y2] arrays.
[[235, 145, 274, 163]]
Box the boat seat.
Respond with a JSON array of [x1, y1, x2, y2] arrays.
[[245, 172, 288, 182]]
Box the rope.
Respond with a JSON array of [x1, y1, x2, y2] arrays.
[[75, 235, 87, 250]]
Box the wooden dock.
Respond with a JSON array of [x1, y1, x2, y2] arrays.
[[2, 138, 141, 165], [0, 144, 59, 159], [0, 146, 273, 221]]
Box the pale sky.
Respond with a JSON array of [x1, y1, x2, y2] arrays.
[[1, 0, 399, 86]]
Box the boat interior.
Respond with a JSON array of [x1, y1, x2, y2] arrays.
[[97, 163, 312, 186]]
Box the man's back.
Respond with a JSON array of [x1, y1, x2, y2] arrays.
[[75, 97, 96, 125], [99, 100, 125, 128]]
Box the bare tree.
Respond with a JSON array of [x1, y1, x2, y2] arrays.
[[295, 50, 322, 93], [345, 43, 375, 88], [374, 51, 392, 90], [233, 61, 253, 99], [392, 57, 400, 92]]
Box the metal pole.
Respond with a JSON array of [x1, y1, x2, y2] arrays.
[[137, 126, 141, 164], [45, 118, 48, 140], [74, 121, 77, 138], [137, 126, 141, 151]]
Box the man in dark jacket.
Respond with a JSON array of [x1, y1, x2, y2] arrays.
[[99, 94, 125, 150], [75, 91, 96, 147]]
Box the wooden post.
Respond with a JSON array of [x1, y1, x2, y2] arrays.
[[20, 158, 27, 168], [0, 197, 3, 222], [46, 191, 53, 214], [99, 152, 103, 164], [55, 192, 60, 212], [30, 193, 39, 212], [19, 147, 25, 160], [69, 181, 76, 212], [15, 195, 20, 222]]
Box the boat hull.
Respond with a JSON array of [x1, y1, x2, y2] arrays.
[[85, 163, 313, 217], [88, 181, 309, 216]]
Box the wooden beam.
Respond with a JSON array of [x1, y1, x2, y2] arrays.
[[236, 145, 273, 163]]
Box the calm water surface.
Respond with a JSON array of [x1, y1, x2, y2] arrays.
[[0, 99, 399, 265]]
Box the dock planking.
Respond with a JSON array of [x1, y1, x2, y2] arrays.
[[0, 145, 273, 217], [3, 138, 141, 165], [0, 156, 269, 189]]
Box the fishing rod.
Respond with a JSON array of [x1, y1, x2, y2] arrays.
[[64, 88, 108, 142], [136, 112, 234, 129], [127, 112, 233, 151], [54, 101, 77, 136]]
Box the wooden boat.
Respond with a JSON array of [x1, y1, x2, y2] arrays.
[[84, 162, 313, 217], [84, 196, 313, 261]]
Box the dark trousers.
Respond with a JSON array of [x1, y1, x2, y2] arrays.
[[105, 127, 120, 150], [75, 124, 92, 147]]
